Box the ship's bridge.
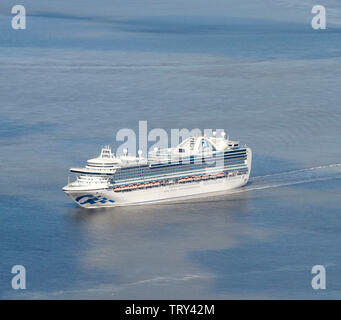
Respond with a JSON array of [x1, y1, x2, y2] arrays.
[[70, 146, 121, 174], [86, 146, 120, 168]]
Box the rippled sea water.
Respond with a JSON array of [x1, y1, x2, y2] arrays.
[[1, 3, 341, 299]]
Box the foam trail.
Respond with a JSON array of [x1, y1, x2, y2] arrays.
[[244, 163, 341, 192]]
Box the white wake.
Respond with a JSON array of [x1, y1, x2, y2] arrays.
[[245, 163, 341, 192]]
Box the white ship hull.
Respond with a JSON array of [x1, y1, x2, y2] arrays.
[[64, 173, 250, 208], [63, 135, 252, 209]]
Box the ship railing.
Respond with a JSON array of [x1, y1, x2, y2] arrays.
[[148, 150, 223, 163]]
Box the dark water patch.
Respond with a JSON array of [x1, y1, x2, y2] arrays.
[[1, 15, 341, 60], [251, 154, 298, 177], [189, 180, 341, 298], [0, 193, 119, 299], [0, 117, 56, 140]]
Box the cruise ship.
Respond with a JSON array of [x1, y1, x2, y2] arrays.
[[63, 132, 252, 208]]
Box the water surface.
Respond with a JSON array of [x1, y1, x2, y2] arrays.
[[1, 1, 341, 299]]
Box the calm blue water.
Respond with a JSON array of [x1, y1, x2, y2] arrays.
[[1, 1, 341, 299]]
